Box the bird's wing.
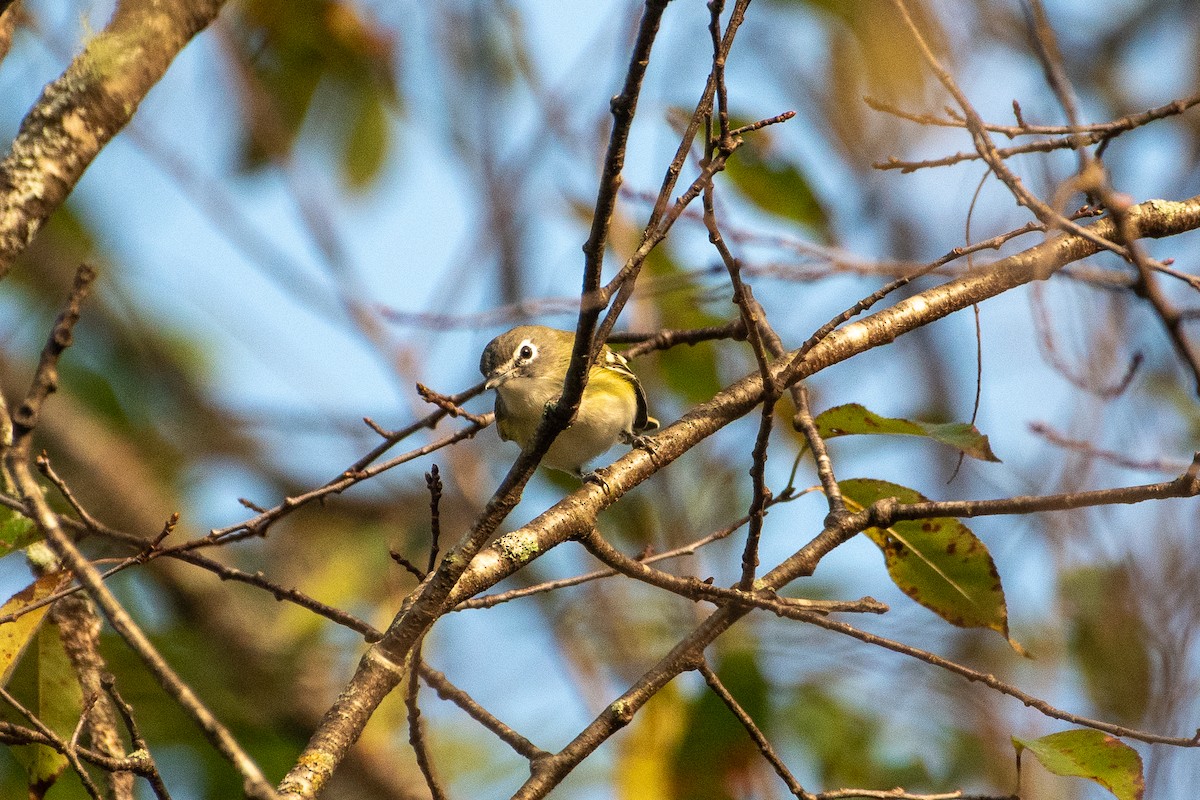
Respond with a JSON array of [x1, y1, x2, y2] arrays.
[[599, 348, 657, 432]]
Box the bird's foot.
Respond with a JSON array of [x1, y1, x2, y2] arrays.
[[620, 430, 661, 463], [582, 467, 613, 494]]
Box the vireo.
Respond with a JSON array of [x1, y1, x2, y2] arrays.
[[480, 325, 658, 477]]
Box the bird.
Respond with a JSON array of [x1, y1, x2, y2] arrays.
[[479, 325, 658, 477]]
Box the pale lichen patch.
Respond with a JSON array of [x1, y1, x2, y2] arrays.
[[61, 109, 91, 143], [496, 528, 542, 563], [468, 548, 502, 575]]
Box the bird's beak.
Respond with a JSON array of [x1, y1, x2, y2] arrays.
[[484, 367, 511, 391]]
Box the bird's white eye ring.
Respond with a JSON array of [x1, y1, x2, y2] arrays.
[[517, 342, 535, 361]]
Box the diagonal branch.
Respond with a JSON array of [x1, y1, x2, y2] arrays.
[[447, 195, 1200, 606]]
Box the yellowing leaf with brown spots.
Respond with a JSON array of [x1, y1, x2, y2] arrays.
[[840, 479, 1018, 649], [1013, 730, 1144, 800]]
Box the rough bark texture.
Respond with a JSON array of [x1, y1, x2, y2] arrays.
[[0, 0, 226, 280]]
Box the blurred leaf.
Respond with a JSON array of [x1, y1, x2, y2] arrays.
[[344, 82, 391, 189], [766, 0, 940, 158], [787, 683, 931, 788], [839, 479, 1017, 647], [0, 573, 68, 686], [1060, 566, 1152, 724], [0, 510, 39, 559], [616, 682, 687, 800], [813, 403, 1001, 462], [671, 649, 768, 800], [642, 248, 726, 405], [723, 144, 828, 236], [234, 0, 399, 174], [1013, 730, 1143, 800], [9, 622, 82, 796]]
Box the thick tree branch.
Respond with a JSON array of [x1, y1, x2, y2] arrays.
[[449, 196, 1200, 603], [0, 0, 227, 280]]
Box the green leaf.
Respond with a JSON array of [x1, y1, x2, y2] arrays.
[[839, 479, 1017, 647], [0, 508, 40, 559], [0, 573, 68, 686], [1013, 730, 1144, 800], [234, 0, 399, 169], [723, 144, 828, 234], [18, 623, 82, 794], [814, 403, 1000, 462]]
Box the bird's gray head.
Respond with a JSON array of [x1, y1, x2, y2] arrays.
[[480, 326, 547, 389]]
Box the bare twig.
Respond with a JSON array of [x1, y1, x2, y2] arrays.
[[425, 465, 443, 574], [102, 675, 173, 800], [580, 527, 886, 617], [616, 319, 747, 356], [698, 659, 813, 800], [797, 608, 1200, 747], [405, 642, 447, 800], [792, 384, 845, 518], [0, 720, 157, 776], [419, 661, 547, 761], [865, 92, 1200, 140], [416, 384, 488, 425], [1029, 421, 1190, 473], [889, 0, 1125, 262], [701, 167, 778, 590], [0, 685, 105, 800], [1109, 194, 1200, 394], [188, 418, 488, 551]]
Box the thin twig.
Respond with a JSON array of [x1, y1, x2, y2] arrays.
[[580, 527, 886, 617], [406, 641, 447, 800], [701, 168, 778, 590], [615, 319, 746, 356], [865, 91, 1200, 140], [1029, 421, 1190, 473], [792, 384, 845, 519], [1109, 193, 1200, 394], [0, 685, 105, 800], [417, 384, 488, 425], [797, 608, 1200, 747], [182, 419, 488, 552], [425, 465, 443, 574], [0, 495, 383, 644], [889, 0, 1125, 261], [0, 721, 155, 775], [419, 661, 547, 761], [103, 675, 173, 800], [698, 659, 813, 800]]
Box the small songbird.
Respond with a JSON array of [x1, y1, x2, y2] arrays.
[[479, 325, 658, 477]]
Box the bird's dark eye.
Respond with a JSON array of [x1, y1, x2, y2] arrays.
[[519, 345, 534, 360]]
